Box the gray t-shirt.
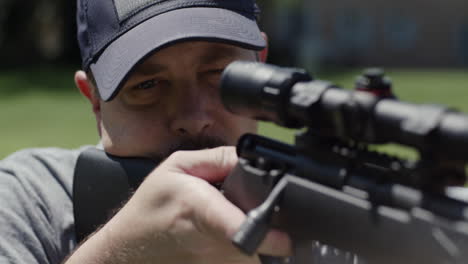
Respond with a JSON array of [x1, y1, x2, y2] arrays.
[[0, 147, 80, 264]]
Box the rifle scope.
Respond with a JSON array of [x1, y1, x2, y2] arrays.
[[220, 61, 468, 160]]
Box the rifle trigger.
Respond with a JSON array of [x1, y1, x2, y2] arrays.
[[232, 178, 288, 255]]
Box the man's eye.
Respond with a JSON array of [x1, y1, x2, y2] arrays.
[[203, 69, 225, 81], [134, 79, 159, 90], [124, 78, 165, 106], [208, 69, 224, 75]]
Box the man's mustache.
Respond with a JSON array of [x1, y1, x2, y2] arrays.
[[152, 136, 229, 161]]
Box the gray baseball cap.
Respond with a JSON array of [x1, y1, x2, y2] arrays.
[[76, 0, 266, 101]]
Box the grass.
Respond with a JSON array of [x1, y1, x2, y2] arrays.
[[0, 67, 99, 158], [0, 67, 467, 159], [0, 92, 98, 157]]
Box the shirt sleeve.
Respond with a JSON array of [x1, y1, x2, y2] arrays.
[[0, 148, 79, 264]]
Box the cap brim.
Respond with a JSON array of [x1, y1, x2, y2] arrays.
[[89, 7, 266, 101]]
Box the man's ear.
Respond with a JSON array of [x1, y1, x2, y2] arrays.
[[258, 32, 269, 62], [74, 70, 101, 116]]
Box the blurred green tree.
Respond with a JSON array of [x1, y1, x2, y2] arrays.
[[0, 0, 79, 69]]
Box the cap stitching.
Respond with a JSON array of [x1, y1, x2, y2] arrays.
[[87, 0, 99, 65], [119, 0, 174, 21], [110, 0, 122, 29], [120, 0, 257, 22], [123, 2, 222, 28], [83, 0, 93, 68], [84, 0, 90, 46], [120, 2, 258, 41], [86, 1, 260, 70], [92, 3, 257, 62]]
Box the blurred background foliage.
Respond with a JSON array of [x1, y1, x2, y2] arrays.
[[0, 0, 467, 158]]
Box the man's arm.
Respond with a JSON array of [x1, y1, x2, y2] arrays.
[[65, 147, 291, 264]]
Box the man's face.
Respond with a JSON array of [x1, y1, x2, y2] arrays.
[[94, 41, 258, 160]]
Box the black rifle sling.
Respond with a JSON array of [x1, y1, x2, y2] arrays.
[[73, 148, 157, 243]]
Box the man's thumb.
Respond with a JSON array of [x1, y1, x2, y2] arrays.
[[164, 146, 238, 183]]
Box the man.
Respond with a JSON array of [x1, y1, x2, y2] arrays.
[[0, 0, 292, 263]]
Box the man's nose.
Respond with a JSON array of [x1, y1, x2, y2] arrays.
[[169, 90, 215, 137], [171, 113, 214, 137]]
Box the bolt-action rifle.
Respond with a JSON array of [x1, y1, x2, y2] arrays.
[[73, 61, 468, 264]]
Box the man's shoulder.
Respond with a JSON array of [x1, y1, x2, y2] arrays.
[[3, 146, 84, 162], [1, 146, 95, 168], [0, 146, 94, 196], [0, 147, 95, 263]]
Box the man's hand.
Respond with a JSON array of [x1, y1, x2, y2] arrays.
[[66, 147, 291, 264]]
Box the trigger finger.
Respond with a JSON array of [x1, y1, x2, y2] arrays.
[[257, 229, 293, 257]]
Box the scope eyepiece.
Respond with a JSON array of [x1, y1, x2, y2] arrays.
[[221, 61, 312, 128]]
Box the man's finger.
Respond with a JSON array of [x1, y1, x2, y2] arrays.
[[191, 188, 292, 257], [164, 146, 238, 183], [258, 229, 293, 257]]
